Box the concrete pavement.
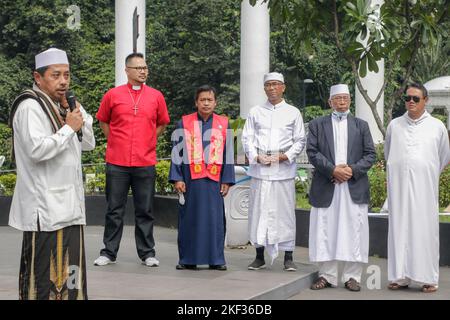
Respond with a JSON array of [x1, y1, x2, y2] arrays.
[[0, 226, 448, 300]]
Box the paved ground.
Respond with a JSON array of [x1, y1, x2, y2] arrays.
[[289, 252, 450, 300], [0, 226, 448, 300], [0, 226, 315, 300]]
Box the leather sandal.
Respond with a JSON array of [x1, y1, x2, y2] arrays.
[[387, 282, 409, 290], [310, 276, 332, 290], [344, 278, 361, 292], [422, 285, 438, 293]]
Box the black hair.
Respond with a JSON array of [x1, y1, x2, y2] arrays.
[[35, 66, 49, 76], [195, 85, 217, 101], [125, 52, 145, 65], [406, 82, 428, 98]]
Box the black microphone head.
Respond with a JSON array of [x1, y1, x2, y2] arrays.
[[65, 90, 75, 100], [65, 90, 76, 111]]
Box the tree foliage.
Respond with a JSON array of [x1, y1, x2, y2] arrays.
[[250, 0, 449, 135], [146, 0, 241, 156]]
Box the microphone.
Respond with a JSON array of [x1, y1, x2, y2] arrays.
[[65, 91, 83, 142]]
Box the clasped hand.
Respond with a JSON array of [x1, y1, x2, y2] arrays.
[[332, 164, 353, 184], [256, 154, 288, 165]]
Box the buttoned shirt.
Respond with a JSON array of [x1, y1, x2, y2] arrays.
[[96, 83, 170, 167]]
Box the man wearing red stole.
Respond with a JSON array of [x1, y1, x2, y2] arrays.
[[169, 85, 235, 270]]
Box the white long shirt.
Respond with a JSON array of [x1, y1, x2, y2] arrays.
[[241, 100, 306, 180], [309, 114, 369, 263], [9, 97, 95, 231], [385, 112, 450, 285]]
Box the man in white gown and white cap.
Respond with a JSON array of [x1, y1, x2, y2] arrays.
[[8, 48, 95, 299], [242, 72, 306, 271], [385, 82, 450, 293], [307, 84, 376, 291]]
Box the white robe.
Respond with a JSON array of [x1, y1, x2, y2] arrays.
[[242, 99, 306, 261], [248, 178, 296, 261], [385, 112, 450, 285], [309, 115, 369, 263]]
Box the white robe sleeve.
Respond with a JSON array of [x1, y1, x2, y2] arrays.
[[438, 124, 450, 172], [79, 104, 96, 151], [13, 100, 75, 163], [284, 111, 306, 164], [384, 123, 392, 161], [242, 111, 258, 164]]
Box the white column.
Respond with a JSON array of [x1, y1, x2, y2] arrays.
[[240, 0, 270, 119], [447, 107, 450, 130], [115, 0, 146, 86], [355, 0, 384, 144]]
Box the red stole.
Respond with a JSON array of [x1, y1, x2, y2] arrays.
[[182, 113, 228, 182]]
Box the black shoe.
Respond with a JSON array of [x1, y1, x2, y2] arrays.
[[176, 264, 197, 270], [283, 260, 297, 272], [209, 265, 227, 271], [248, 258, 266, 270]]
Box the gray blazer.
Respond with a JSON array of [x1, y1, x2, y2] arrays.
[[306, 114, 376, 208]]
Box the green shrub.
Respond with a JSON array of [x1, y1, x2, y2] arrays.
[[0, 173, 16, 196], [439, 166, 450, 209], [303, 105, 332, 123], [155, 160, 174, 195], [84, 173, 106, 195], [0, 124, 13, 170], [368, 161, 387, 210], [81, 144, 106, 166]]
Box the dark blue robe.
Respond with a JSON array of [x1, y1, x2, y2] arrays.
[[169, 113, 235, 266]]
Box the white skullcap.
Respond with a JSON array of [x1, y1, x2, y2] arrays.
[[264, 72, 284, 84], [35, 48, 69, 69], [329, 84, 350, 98]]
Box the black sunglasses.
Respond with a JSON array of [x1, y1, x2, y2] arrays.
[[403, 95, 422, 103]]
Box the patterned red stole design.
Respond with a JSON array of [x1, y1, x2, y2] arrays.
[[182, 113, 228, 182]]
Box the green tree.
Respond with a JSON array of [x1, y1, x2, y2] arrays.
[[250, 0, 449, 134], [146, 0, 241, 156]]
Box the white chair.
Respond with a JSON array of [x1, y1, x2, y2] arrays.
[[0, 156, 5, 168]]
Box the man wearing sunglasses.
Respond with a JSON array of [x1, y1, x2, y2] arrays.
[[385, 82, 450, 293]]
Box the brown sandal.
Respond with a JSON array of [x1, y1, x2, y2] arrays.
[[310, 276, 332, 290], [422, 285, 438, 293], [345, 278, 361, 292], [388, 282, 409, 290]]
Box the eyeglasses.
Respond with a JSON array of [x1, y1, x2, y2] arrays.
[[127, 66, 148, 72], [264, 82, 283, 89], [403, 95, 422, 103]]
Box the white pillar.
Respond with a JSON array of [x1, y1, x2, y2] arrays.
[[355, 0, 384, 144], [115, 0, 146, 87], [240, 0, 270, 119]]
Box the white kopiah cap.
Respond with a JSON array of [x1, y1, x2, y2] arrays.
[[35, 48, 69, 69], [264, 72, 284, 84], [329, 84, 350, 98]]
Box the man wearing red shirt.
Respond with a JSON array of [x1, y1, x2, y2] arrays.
[[94, 52, 170, 267]]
